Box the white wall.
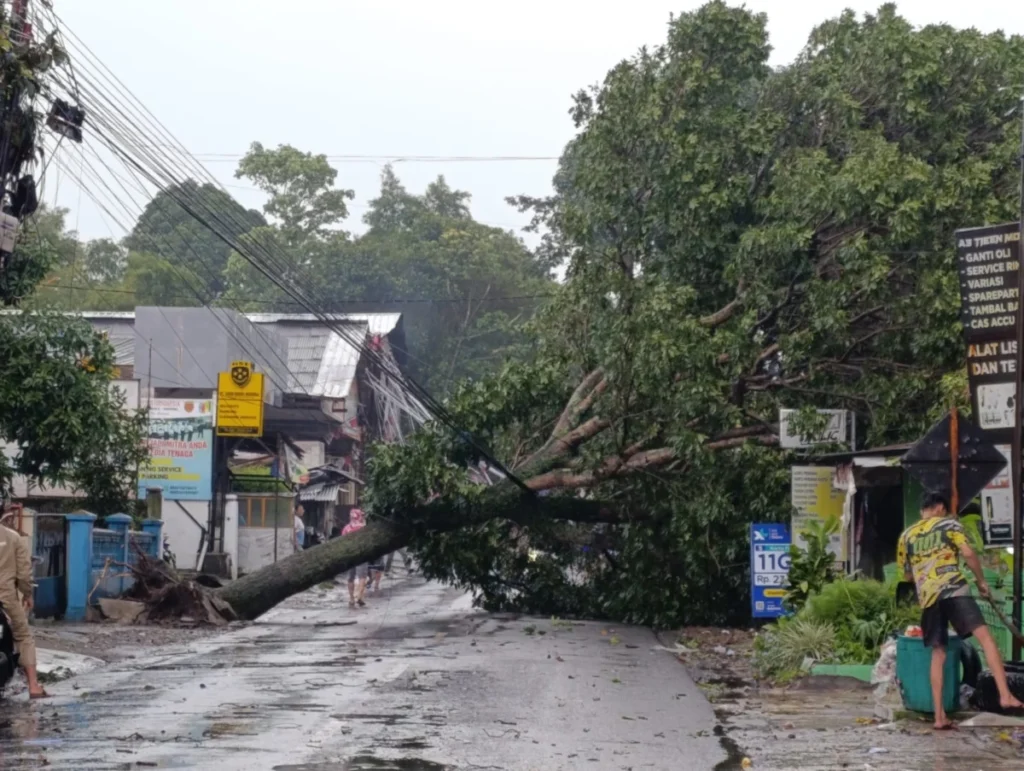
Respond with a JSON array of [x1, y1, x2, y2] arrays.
[[161, 499, 208, 570], [238, 526, 297, 575]]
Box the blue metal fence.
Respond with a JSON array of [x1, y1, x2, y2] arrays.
[[89, 515, 162, 602], [91, 528, 127, 600]]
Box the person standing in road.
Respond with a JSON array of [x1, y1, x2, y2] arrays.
[[0, 513, 47, 699], [897, 491, 1023, 729], [293, 505, 306, 552], [384, 549, 414, 575], [342, 509, 369, 608]]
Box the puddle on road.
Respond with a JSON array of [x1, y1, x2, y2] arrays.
[[344, 759, 448, 770], [273, 759, 448, 771], [331, 712, 447, 727]]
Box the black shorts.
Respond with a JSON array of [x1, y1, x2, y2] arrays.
[[921, 596, 985, 648]]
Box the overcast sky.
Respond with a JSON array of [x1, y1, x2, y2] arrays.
[[50, 1, 1024, 244]]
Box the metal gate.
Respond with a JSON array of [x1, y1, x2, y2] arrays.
[[33, 514, 67, 619]]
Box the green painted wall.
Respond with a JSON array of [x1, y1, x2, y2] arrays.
[[903, 474, 923, 529]]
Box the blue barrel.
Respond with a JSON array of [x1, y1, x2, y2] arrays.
[[896, 635, 962, 714]]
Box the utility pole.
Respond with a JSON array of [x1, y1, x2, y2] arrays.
[[0, 0, 31, 258], [1013, 93, 1024, 662]]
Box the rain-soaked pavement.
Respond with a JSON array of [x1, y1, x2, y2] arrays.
[[0, 574, 726, 770]]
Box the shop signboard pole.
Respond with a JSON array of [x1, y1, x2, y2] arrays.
[[1015, 104, 1024, 660], [955, 213, 1023, 658]]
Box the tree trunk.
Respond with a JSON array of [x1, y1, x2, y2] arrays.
[[214, 487, 618, 620], [216, 520, 411, 620]]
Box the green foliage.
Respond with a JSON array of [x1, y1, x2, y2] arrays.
[[753, 617, 837, 681], [68, 384, 149, 515], [785, 515, 840, 612], [224, 163, 552, 391], [422, 0, 1024, 627], [0, 312, 146, 505], [1, 208, 72, 306], [800, 578, 919, 663], [235, 142, 354, 245], [124, 180, 265, 300]]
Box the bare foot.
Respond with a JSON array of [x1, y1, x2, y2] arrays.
[[1000, 694, 1024, 711], [933, 719, 957, 730]]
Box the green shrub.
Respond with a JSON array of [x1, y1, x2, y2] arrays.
[[800, 578, 919, 664], [784, 515, 840, 612], [802, 578, 893, 626], [753, 617, 837, 681]]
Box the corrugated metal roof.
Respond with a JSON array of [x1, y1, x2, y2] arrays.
[[247, 312, 402, 337], [16, 310, 403, 397], [298, 482, 341, 502], [266, 322, 367, 398]]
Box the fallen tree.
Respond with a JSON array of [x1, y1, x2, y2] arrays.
[[135, 3, 1024, 625], [217, 365, 755, 620]]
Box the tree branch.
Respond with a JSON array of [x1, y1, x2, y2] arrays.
[[551, 367, 606, 438], [700, 298, 740, 328], [706, 434, 779, 451]]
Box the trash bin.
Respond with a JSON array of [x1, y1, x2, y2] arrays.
[[896, 634, 962, 714]]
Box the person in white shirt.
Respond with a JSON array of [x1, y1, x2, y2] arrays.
[[294, 505, 306, 552]]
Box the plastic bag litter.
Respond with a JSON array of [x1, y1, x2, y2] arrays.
[[871, 639, 897, 685], [959, 683, 975, 711]]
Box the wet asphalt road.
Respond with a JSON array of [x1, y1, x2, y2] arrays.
[[0, 574, 725, 770]]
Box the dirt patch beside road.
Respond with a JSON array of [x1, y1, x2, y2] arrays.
[[673, 626, 1024, 770], [32, 618, 227, 662]]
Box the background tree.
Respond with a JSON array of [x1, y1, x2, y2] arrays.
[[125, 180, 265, 300], [224, 160, 552, 390], [234, 142, 354, 246]]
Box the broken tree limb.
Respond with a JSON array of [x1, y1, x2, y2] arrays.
[[551, 367, 605, 439]]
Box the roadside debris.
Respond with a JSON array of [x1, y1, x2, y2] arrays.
[[116, 554, 236, 625]]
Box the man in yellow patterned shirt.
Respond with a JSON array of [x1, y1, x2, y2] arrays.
[[898, 492, 1022, 728]]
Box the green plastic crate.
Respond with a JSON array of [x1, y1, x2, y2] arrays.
[[896, 634, 962, 713]]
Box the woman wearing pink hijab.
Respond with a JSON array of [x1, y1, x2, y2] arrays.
[[342, 509, 369, 608]]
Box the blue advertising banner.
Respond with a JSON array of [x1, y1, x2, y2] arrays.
[[751, 523, 791, 619], [138, 398, 215, 501]]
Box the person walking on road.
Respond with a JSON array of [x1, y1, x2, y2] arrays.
[[897, 491, 1023, 729], [0, 514, 47, 699], [385, 549, 414, 575], [342, 509, 369, 608], [293, 505, 306, 552]]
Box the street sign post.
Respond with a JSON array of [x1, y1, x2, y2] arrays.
[[216, 360, 265, 437], [751, 523, 791, 619], [955, 216, 1024, 659]]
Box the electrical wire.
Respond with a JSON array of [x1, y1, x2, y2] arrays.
[[38, 283, 556, 306], [49, 146, 298, 397], [38, 34, 533, 494]]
